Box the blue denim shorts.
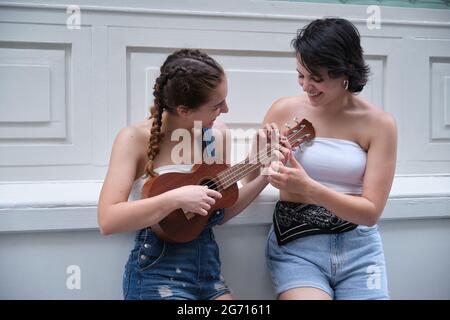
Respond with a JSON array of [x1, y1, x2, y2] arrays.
[[266, 224, 389, 300], [123, 212, 231, 300]]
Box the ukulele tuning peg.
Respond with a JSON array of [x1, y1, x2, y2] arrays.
[[293, 117, 299, 124], [284, 123, 291, 129]]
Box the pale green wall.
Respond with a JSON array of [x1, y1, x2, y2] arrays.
[[273, 0, 450, 10]]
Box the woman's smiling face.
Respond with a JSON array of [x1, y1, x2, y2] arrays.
[[296, 58, 348, 107], [189, 77, 229, 128]]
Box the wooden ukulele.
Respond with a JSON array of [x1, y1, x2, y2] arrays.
[[141, 118, 315, 243]]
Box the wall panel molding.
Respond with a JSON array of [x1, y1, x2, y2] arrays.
[[0, 0, 449, 300], [0, 22, 93, 168], [1, 1, 450, 27], [0, 0, 448, 209]]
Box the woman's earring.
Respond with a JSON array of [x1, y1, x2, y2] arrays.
[[343, 80, 349, 90]]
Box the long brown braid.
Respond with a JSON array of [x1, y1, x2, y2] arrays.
[[144, 49, 224, 177]]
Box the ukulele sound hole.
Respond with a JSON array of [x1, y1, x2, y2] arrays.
[[200, 178, 220, 192]]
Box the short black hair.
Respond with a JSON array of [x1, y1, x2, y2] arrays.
[[292, 18, 370, 93]]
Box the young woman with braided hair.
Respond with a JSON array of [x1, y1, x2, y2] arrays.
[[97, 49, 283, 300]]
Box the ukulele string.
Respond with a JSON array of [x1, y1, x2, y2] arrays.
[[213, 136, 309, 191], [201, 127, 310, 191], [209, 127, 309, 190]]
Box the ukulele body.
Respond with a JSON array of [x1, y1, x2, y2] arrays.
[[141, 163, 238, 243], [141, 118, 315, 243]]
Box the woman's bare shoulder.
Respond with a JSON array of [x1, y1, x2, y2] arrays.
[[112, 120, 151, 153], [271, 95, 306, 111], [357, 99, 395, 129], [354, 98, 396, 146], [264, 95, 307, 123]]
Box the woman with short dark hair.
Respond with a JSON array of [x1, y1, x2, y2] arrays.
[[244, 18, 397, 300], [292, 17, 370, 94]]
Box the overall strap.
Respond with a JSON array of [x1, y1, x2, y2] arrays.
[[202, 127, 216, 158], [202, 127, 225, 227]]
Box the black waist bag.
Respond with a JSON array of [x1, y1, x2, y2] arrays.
[[273, 201, 357, 246]]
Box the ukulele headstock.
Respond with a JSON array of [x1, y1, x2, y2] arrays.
[[284, 118, 316, 150]]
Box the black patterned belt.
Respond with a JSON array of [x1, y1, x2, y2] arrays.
[[273, 201, 357, 245]]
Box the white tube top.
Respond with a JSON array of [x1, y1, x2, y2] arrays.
[[127, 164, 194, 201], [290, 137, 367, 194]]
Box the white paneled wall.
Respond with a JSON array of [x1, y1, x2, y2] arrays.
[[0, 0, 449, 299]]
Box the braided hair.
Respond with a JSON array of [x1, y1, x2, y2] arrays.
[[145, 49, 224, 177]]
